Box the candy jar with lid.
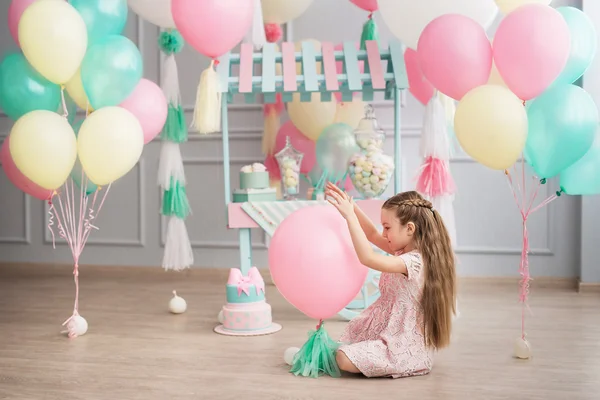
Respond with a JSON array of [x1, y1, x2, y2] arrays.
[[348, 105, 394, 199], [275, 136, 304, 200]]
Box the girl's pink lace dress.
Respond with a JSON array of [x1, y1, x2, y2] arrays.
[[338, 250, 433, 378]]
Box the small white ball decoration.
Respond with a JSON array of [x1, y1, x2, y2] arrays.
[[169, 290, 187, 314], [218, 310, 224, 324], [284, 347, 300, 365], [514, 337, 532, 359], [63, 315, 88, 338]]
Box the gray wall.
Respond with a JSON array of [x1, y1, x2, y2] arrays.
[[0, 0, 593, 281]]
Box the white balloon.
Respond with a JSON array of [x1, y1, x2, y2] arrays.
[[495, 0, 552, 15], [284, 347, 300, 365], [378, 0, 499, 50], [128, 0, 175, 28], [261, 0, 313, 24]]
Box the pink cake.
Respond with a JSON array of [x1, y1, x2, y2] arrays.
[[214, 267, 282, 336]]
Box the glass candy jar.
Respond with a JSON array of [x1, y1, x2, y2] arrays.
[[275, 136, 304, 200], [347, 105, 394, 199]]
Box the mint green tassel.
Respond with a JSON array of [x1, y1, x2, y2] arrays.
[[162, 178, 190, 219], [161, 103, 188, 143], [360, 18, 379, 50], [158, 30, 184, 55], [290, 321, 341, 378]]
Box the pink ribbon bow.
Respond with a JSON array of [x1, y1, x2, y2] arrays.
[[227, 267, 265, 296]]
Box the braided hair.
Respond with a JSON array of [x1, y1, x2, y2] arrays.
[[383, 191, 456, 349]]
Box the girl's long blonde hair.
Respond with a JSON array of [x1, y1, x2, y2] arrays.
[[383, 191, 456, 349]]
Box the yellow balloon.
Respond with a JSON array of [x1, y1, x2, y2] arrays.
[[454, 85, 527, 170], [334, 97, 366, 129], [494, 0, 552, 14], [262, 0, 314, 24], [65, 69, 93, 112], [287, 93, 337, 141], [78, 107, 144, 186], [18, 0, 88, 84], [9, 110, 77, 190]]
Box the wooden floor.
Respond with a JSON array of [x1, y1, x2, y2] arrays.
[[0, 264, 599, 400]]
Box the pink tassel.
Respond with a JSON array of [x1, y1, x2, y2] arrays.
[[415, 156, 456, 197]]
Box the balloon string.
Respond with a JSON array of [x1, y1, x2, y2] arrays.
[[47, 201, 57, 249], [60, 86, 69, 119]]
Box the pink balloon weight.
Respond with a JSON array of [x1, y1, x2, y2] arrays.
[[1, 136, 53, 201], [171, 0, 254, 59], [119, 79, 168, 144], [334, 42, 364, 102], [350, 0, 378, 12], [268, 205, 368, 320], [404, 48, 434, 105], [8, 0, 36, 46], [493, 4, 570, 101], [274, 121, 316, 174], [417, 14, 492, 100]]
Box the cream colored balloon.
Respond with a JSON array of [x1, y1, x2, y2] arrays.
[[78, 107, 144, 186], [18, 0, 88, 84], [495, 0, 552, 14], [295, 39, 322, 75], [65, 69, 94, 112], [454, 85, 527, 170], [334, 98, 366, 129], [9, 110, 77, 190], [287, 93, 337, 141], [262, 0, 314, 24]]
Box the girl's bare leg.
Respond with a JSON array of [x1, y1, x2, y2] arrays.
[[336, 350, 361, 374]]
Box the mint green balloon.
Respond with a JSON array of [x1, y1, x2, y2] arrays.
[[71, 120, 98, 196], [0, 52, 61, 121], [560, 133, 600, 195], [81, 35, 143, 109], [69, 0, 128, 45], [554, 7, 597, 85], [525, 84, 598, 179]]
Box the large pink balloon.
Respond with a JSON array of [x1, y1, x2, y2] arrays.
[[417, 14, 492, 100], [269, 205, 368, 320], [493, 4, 570, 101], [404, 48, 434, 105], [264, 155, 281, 180], [1, 136, 53, 201], [8, 0, 36, 46], [119, 79, 168, 144], [171, 0, 254, 58], [274, 121, 316, 174], [350, 0, 378, 12]]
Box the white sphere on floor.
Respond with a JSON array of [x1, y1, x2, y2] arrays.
[[218, 310, 224, 324], [169, 290, 187, 314], [514, 337, 532, 359], [284, 347, 300, 365], [67, 315, 88, 336]]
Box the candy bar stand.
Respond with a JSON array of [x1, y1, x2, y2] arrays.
[[216, 40, 408, 332]]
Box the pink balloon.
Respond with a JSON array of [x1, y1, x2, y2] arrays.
[[404, 48, 434, 105], [334, 42, 364, 102], [1, 136, 53, 201], [119, 79, 168, 144], [269, 205, 368, 320], [172, 0, 254, 59], [274, 121, 316, 174], [417, 14, 492, 100], [8, 0, 36, 46], [264, 155, 281, 180], [493, 4, 570, 101], [350, 0, 378, 12]]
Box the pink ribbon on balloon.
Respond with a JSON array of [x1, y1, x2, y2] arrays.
[[227, 267, 265, 296]]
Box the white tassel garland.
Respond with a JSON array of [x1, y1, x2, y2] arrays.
[[162, 54, 181, 106], [158, 141, 185, 190], [245, 0, 266, 50], [192, 60, 222, 135], [163, 216, 194, 271]]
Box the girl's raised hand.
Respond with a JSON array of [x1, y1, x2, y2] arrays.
[[327, 187, 355, 220]]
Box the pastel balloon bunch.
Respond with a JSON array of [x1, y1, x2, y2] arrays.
[[1, 0, 165, 200]]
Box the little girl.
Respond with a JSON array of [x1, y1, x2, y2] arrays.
[[326, 182, 457, 379]]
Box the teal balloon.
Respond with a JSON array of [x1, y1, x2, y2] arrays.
[[554, 7, 597, 85], [69, 0, 128, 45], [0, 52, 61, 121], [81, 35, 143, 109], [315, 123, 359, 181], [71, 120, 98, 196], [560, 132, 600, 195], [525, 84, 598, 179]]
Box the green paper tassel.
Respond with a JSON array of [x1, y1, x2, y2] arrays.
[[290, 321, 341, 378], [162, 178, 190, 219], [161, 103, 188, 143], [158, 30, 184, 55], [360, 18, 379, 50]]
